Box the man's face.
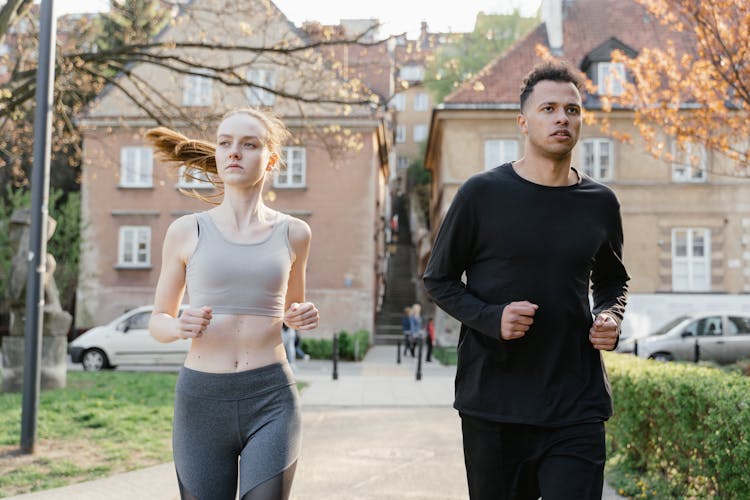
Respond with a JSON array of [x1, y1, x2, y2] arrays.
[[518, 80, 582, 160]]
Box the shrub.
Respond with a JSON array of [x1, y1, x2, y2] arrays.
[[433, 345, 457, 365], [299, 338, 333, 360], [340, 329, 370, 361], [605, 353, 750, 498], [299, 330, 371, 361]]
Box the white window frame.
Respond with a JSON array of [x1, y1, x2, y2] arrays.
[[580, 138, 613, 181], [118, 226, 151, 268], [391, 93, 406, 111], [245, 69, 276, 106], [413, 124, 428, 143], [400, 65, 425, 81], [274, 147, 306, 188], [120, 147, 153, 188], [484, 139, 518, 170], [672, 228, 711, 292], [177, 165, 214, 190], [397, 156, 411, 169], [182, 74, 213, 106], [597, 62, 626, 96], [672, 141, 707, 182], [414, 92, 429, 111], [396, 125, 406, 144]]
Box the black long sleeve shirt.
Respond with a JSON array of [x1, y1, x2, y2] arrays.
[[423, 163, 629, 426]]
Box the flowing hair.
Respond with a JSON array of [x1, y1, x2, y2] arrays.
[[145, 126, 223, 203], [144, 108, 290, 203]]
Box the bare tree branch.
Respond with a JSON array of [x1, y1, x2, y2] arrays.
[[0, 0, 31, 43]]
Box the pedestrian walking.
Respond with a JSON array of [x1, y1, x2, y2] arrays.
[[402, 306, 414, 357], [425, 317, 435, 362], [281, 323, 297, 370], [147, 107, 319, 500], [423, 61, 629, 500], [294, 328, 310, 361], [410, 303, 425, 356]]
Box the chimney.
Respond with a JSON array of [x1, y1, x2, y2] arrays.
[[419, 21, 429, 49], [543, 0, 564, 55]]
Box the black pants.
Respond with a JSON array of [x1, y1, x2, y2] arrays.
[[403, 334, 415, 356], [460, 414, 605, 500]]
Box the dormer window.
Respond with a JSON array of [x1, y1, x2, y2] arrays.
[[597, 62, 626, 96], [580, 38, 636, 97]]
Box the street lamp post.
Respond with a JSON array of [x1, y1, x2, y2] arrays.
[[20, 0, 57, 454]]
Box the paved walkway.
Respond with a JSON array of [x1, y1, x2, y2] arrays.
[[6, 346, 626, 499]]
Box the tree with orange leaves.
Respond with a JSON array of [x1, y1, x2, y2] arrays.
[[605, 0, 749, 177]]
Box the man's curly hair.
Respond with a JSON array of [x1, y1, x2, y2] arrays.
[[519, 61, 584, 111]]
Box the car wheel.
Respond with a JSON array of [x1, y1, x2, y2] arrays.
[[82, 349, 109, 371], [650, 352, 673, 362]]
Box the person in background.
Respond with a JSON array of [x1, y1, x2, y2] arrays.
[[281, 323, 296, 370], [425, 317, 435, 362], [402, 306, 414, 357], [410, 303, 424, 356], [148, 108, 319, 500], [294, 328, 310, 361]]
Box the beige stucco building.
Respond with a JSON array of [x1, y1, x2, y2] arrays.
[[424, 0, 750, 339]]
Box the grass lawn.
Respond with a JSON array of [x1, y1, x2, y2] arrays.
[[0, 371, 177, 497], [0, 371, 308, 497]]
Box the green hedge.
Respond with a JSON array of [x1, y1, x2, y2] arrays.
[[604, 353, 750, 498], [432, 345, 457, 365], [300, 330, 371, 361]]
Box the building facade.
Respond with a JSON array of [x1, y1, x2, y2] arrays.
[[76, 0, 390, 337], [424, 0, 750, 341]]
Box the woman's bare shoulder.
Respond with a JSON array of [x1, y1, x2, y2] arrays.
[[167, 213, 200, 238], [286, 215, 311, 245]]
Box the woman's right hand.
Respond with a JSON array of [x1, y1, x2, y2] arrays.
[[177, 306, 212, 339]]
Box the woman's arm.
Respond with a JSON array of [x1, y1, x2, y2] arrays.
[[149, 215, 211, 342], [283, 217, 319, 331]]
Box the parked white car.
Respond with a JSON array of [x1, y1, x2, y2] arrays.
[[632, 312, 750, 364], [70, 305, 190, 371]]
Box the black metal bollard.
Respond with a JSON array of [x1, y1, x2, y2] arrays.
[[397, 339, 402, 364], [332, 333, 339, 380], [416, 336, 423, 381], [633, 339, 638, 357], [694, 338, 700, 363]]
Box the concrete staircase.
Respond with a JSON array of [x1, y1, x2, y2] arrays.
[[374, 197, 417, 345]]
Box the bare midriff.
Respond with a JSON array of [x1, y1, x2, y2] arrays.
[[183, 314, 286, 373]]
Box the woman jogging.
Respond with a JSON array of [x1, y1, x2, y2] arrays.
[[148, 108, 319, 500]]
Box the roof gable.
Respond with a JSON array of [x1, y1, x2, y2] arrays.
[[444, 0, 696, 107], [581, 37, 637, 71]]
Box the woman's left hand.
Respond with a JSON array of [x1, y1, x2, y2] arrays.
[[284, 302, 319, 331]]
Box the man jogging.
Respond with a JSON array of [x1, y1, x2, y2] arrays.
[[423, 61, 629, 500]]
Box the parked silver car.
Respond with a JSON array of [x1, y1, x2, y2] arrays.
[[70, 305, 190, 371], [632, 312, 750, 364]]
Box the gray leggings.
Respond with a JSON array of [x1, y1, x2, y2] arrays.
[[173, 363, 301, 499]]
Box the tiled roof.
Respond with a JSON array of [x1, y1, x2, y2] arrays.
[[444, 0, 696, 106]]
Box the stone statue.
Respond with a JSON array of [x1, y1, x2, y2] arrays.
[[2, 208, 72, 392]]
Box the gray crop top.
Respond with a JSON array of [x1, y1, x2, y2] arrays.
[[186, 212, 293, 317]]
